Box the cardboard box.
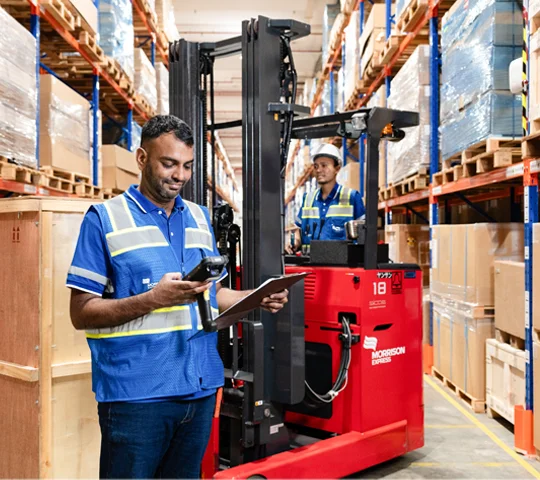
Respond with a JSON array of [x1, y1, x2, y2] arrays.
[[494, 260, 525, 340], [68, 0, 98, 35], [431, 224, 524, 306], [102, 145, 139, 191], [360, 28, 386, 74], [433, 298, 494, 401], [534, 224, 540, 334], [337, 162, 360, 191], [40, 75, 91, 177]]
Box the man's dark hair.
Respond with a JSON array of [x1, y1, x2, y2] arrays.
[[141, 115, 194, 148]]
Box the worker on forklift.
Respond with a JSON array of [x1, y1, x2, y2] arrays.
[[66, 115, 289, 479], [286, 143, 365, 254]]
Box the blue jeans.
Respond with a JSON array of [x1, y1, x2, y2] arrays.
[[98, 394, 216, 479]]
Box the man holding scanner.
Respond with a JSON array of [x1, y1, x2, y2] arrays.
[[66, 115, 289, 479]]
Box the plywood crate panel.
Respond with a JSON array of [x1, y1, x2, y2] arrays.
[[0, 197, 100, 479]]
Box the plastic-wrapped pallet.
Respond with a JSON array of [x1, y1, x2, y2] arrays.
[[440, 0, 521, 160], [343, 11, 360, 103], [156, 0, 179, 42], [321, 72, 339, 116], [99, 0, 134, 81], [441, 91, 520, 160], [156, 62, 169, 115], [0, 8, 37, 168], [387, 45, 430, 184], [337, 68, 345, 112], [134, 48, 157, 112], [322, 3, 340, 65]]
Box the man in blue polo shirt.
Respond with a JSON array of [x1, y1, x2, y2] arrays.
[[66, 115, 288, 479], [286, 143, 365, 254]]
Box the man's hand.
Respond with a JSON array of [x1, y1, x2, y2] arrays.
[[260, 289, 289, 314], [150, 272, 212, 308]]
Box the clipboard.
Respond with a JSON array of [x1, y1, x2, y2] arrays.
[[188, 272, 309, 341]]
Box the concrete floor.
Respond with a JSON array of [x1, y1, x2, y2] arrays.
[[353, 376, 540, 479]]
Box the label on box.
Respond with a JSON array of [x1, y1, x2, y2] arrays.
[[431, 239, 438, 269]]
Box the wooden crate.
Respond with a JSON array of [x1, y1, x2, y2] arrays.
[[485, 338, 525, 425], [0, 197, 101, 479]]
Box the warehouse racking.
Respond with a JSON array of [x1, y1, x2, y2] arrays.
[[0, 0, 240, 210], [284, 0, 539, 454]]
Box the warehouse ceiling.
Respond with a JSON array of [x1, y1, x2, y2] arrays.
[[174, 0, 328, 175]]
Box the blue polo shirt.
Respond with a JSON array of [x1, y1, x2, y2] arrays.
[[66, 184, 227, 402], [294, 183, 365, 231]]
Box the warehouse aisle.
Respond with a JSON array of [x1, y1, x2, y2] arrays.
[[354, 376, 540, 479]]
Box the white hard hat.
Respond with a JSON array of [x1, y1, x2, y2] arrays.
[[311, 143, 343, 166]]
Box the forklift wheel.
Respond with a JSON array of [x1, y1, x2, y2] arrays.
[[247, 476, 267, 479]]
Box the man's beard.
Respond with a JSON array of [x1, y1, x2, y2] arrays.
[[145, 165, 181, 201]]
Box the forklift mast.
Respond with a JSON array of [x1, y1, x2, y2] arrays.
[[169, 16, 419, 469]]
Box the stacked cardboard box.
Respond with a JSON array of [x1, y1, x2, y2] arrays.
[[68, 0, 98, 35], [385, 224, 430, 285], [99, 0, 134, 81], [156, 62, 169, 115], [358, 5, 386, 75], [494, 260, 524, 340], [102, 145, 139, 191], [40, 75, 92, 177], [322, 3, 341, 66], [387, 45, 430, 184], [0, 8, 37, 169], [440, 0, 522, 160], [134, 49, 157, 112], [431, 223, 524, 402]]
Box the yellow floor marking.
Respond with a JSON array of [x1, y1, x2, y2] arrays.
[[425, 424, 477, 429], [411, 462, 517, 468], [425, 375, 540, 479]]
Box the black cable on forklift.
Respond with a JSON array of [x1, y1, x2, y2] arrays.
[[304, 315, 352, 404]]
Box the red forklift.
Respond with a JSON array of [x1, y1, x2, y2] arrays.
[[170, 15, 424, 479]]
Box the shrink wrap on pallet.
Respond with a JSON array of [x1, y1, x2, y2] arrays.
[[156, 0, 179, 42], [99, 0, 134, 82], [156, 62, 169, 115], [0, 8, 37, 168], [322, 3, 341, 65], [440, 0, 522, 160], [343, 10, 360, 103], [387, 45, 430, 184], [134, 49, 157, 112], [440, 91, 521, 160]]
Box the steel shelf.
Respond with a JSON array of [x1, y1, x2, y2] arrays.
[[131, 0, 169, 67], [378, 188, 430, 210]]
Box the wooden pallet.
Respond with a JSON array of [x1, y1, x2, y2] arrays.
[[382, 169, 428, 199], [134, 93, 156, 118], [522, 131, 540, 159], [102, 188, 123, 199], [40, 166, 91, 185], [432, 366, 486, 414], [41, 0, 76, 32], [461, 148, 522, 178], [396, 0, 429, 33], [378, 34, 406, 66], [74, 183, 103, 199], [444, 137, 521, 165], [495, 329, 525, 351], [104, 56, 122, 82], [432, 165, 463, 186], [79, 31, 105, 64], [0, 160, 34, 184]]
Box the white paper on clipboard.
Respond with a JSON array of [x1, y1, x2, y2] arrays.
[[188, 272, 309, 341]]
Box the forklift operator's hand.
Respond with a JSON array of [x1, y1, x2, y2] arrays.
[[260, 289, 289, 314]]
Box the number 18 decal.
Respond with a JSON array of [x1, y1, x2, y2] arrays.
[[373, 282, 387, 295]]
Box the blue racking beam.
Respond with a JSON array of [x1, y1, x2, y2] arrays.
[[428, 10, 440, 348], [31, 9, 40, 167], [151, 40, 156, 66], [92, 72, 100, 186], [127, 108, 133, 151]]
